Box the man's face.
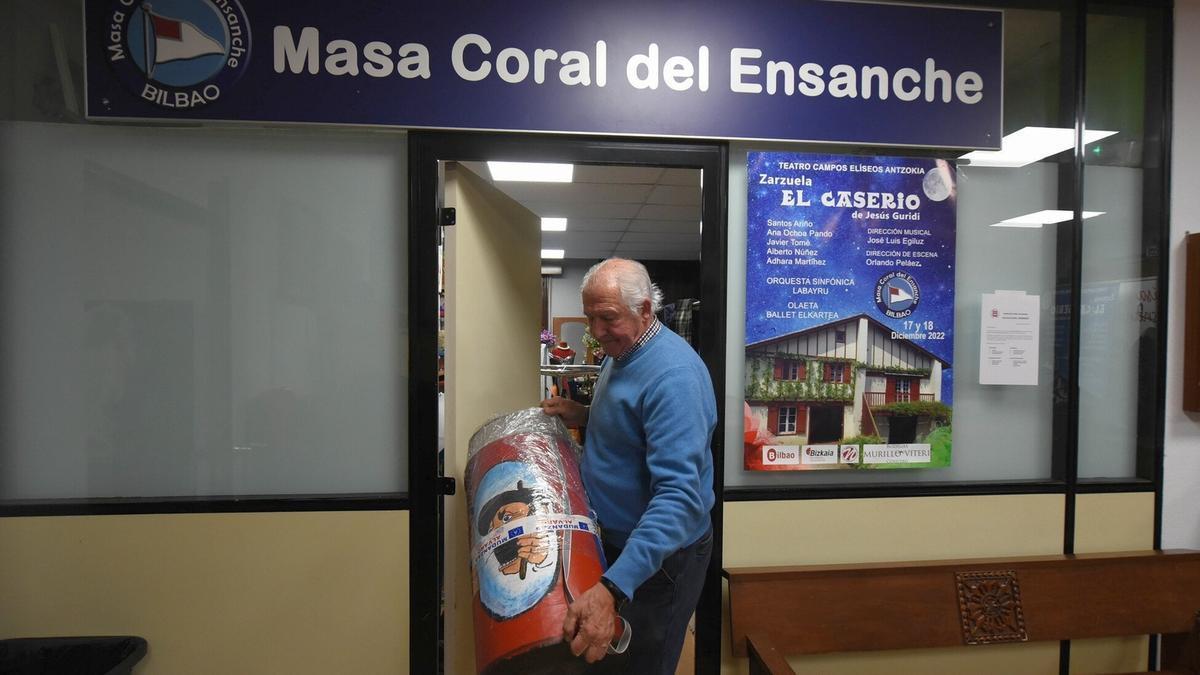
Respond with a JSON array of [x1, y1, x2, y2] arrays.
[[583, 283, 652, 359], [489, 502, 531, 531]]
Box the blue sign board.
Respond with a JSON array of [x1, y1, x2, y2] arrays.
[[743, 152, 956, 470], [86, 0, 1003, 149]]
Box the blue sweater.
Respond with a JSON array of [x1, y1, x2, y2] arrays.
[[584, 326, 716, 599]]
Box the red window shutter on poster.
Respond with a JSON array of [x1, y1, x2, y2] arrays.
[[767, 406, 779, 433], [798, 360, 807, 379], [797, 405, 808, 431], [773, 359, 783, 379], [823, 363, 831, 382], [886, 376, 896, 403]]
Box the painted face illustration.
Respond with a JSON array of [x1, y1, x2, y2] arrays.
[[479, 492, 549, 578]]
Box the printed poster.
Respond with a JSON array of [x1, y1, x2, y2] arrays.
[[744, 152, 956, 470], [979, 291, 1040, 386]]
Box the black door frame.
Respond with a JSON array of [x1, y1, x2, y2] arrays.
[[408, 131, 728, 674]]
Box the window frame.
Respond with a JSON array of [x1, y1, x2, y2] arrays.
[[778, 406, 799, 435]]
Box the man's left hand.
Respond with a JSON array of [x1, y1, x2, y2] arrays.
[[562, 582, 617, 663]]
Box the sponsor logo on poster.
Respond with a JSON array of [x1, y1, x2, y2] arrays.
[[839, 445, 860, 464], [862, 444, 932, 463], [763, 445, 800, 466], [802, 445, 838, 465]]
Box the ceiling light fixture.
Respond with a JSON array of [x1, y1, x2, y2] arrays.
[[540, 249, 565, 259], [991, 210, 1105, 228], [488, 161, 574, 182], [541, 217, 568, 231], [541, 266, 563, 276], [960, 127, 1118, 168]]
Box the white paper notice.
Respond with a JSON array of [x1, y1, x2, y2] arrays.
[[979, 291, 1040, 385]]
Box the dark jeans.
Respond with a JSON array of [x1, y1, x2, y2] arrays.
[[591, 527, 714, 675]]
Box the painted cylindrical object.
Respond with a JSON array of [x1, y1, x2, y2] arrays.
[[465, 408, 606, 675]]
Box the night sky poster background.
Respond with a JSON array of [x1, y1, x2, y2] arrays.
[[744, 151, 956, 470]]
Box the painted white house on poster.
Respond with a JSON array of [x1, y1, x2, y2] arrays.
[[744, 314, 951, 446]]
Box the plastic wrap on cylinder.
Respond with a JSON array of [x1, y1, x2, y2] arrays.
[[465, 408, 605, 675]]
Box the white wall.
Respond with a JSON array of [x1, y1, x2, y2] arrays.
[[548, 260, 589, 322], [1163, 0, 1200, 549]]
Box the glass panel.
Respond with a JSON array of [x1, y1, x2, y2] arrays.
[[0, 123, 409, 499], [1078, 5, 1164, 479], [725, 8, 1064, 486]]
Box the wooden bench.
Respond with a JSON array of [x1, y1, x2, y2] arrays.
[[726, 550, 1200, 674]]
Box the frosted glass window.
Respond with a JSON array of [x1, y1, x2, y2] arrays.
[[1078, 7, 1162, 479], [0, 123, 408, 499]]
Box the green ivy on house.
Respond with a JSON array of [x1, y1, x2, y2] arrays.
[[873, 400, 952, 424], [867, 365, 933, 377], [743, 355, 860, 402]]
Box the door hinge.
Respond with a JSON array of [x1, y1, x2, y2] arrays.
[[440, 207, 456, 227], [439, 476, 456, 495]]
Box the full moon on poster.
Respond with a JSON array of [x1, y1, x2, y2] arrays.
[[743, 152, 956, 471]]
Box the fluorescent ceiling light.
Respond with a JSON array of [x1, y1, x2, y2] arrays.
[[541, 249, 565, 259], [541, 217, 568, 232], [488, 161, 574, 182], [541, 266, 563, 276], [992, 210, 1105, 228], [960, 127, 1118, 168]]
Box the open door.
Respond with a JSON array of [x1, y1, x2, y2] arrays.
[[808, 405, 845, 444], [409, 133, 726, 674]]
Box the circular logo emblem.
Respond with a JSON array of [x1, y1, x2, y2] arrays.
[[105, 0, 250, 109], [767, 448, 777, 462], [874, 271, 921, 319]]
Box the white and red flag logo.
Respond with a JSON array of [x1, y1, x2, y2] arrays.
[[889, 285, 914, 304], [146, 8, 224, 66]]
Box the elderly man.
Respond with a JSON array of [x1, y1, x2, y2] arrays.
[[541, 258, 716, 674]]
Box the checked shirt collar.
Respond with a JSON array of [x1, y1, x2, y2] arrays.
[[613, 318, 661, 363]]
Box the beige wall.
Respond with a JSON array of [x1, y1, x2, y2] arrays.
[[443, 164, 543, 675], [0, 511, 410, 674], [1069, 492, 1155, 673], [721, 492, 1156, 674], [722, 494, 1063, 674]]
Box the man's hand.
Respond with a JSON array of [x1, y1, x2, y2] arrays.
[[498, 534, 550, 576], [540, 396, 588, 429], [562, 582, 617, 663]]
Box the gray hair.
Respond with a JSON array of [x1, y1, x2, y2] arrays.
[[581, 258, 664, 315]]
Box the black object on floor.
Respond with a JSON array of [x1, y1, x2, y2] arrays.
[[0, 636, 147, 675]]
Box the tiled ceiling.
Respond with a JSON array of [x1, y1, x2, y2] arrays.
[[457, 162, 702, 261]]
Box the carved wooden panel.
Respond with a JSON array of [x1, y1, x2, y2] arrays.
[[726, 551, 1200, 658], [956, 570, 1029, 645]]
